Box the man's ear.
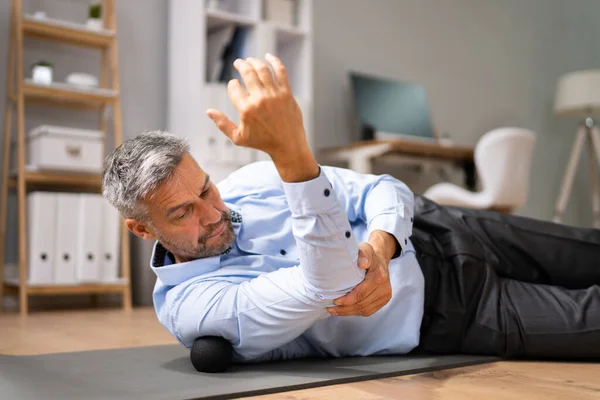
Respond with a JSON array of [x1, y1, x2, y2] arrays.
[[125, 218, 157, 241]]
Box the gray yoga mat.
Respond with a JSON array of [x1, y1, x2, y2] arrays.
[[0, 345, 499, 400]]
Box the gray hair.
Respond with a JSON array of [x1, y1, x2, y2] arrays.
[[102, 130, 190, 221]]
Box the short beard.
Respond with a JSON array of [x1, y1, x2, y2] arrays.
[[151, 210, 236, 262]]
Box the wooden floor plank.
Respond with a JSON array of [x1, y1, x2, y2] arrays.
[[0, 307, 177, 355]]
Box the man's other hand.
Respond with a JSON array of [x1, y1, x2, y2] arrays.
[[327, 241, 393, 317]]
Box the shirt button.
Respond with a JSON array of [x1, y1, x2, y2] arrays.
[[324, 189, 330, 197], [345, 231, 351, 238], [405, 239, 408, 245], [411, 218, 413, 222], [280, 249, 286, 256]]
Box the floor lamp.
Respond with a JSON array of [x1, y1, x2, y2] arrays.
[[553, 70, 600, 228]]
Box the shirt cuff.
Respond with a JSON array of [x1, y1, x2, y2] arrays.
[[368, 213, 412, 258], [282, 166, 339, 215]]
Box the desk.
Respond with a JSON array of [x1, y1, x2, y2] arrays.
[[320, 139, 477, 190]]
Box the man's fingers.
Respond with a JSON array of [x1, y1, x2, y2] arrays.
[[227, 79, 248, 111], [359, 296, 391, 317], [246, 57, 275, 90], [328, 288, 390, 317], [233, 58, 263, 93], [328, 244, 392, 317], [329, 263, 392, 316], [329, 288, 392, 317], [265, 53, 291, 91], [357, 242, 374, 270], [206, 109, 238, 139], [332, 279, 377, 307]]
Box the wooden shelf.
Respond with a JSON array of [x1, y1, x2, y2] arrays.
[[9, 170, 102, 192], [206, 9, 259, 30], [22, 15, 115, 49], [272, 22, 308, 43], [4, 279, 128, 296], [23, 79, 118, 109]]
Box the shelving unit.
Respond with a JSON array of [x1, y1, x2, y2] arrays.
[[168, 0, 313, 182], [21, 14, 115, 48], [7, 170, 102, 191], [23, 79, 118, 109], [206, 9, 260, 29], [0, 0, 131, 315]]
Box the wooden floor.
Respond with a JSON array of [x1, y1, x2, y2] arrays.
[[1, 307, 599, 399]]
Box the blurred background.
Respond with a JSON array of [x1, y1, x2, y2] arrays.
[[1, 0, 600, 313]]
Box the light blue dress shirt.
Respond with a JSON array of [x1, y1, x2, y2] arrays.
[[149, 161, 425, 363]]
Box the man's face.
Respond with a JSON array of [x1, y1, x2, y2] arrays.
[[130, 153, 235, 262]]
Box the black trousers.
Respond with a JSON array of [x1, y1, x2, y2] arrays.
[[410, 195, 600, 360]]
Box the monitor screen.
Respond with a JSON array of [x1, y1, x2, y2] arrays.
[[350, 72, 436, 140]]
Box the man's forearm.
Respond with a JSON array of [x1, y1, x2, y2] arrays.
[[369, 230, 399, 261]]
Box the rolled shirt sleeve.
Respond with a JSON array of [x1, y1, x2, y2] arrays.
[[320, 166, 415, 257]]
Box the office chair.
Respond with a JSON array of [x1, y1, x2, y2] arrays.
[[423, 127, 537, 213]]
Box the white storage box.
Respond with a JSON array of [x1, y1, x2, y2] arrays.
[[27, 125, 104, 174]]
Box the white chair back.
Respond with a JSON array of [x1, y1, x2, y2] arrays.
[[475, 127, 536, 208]]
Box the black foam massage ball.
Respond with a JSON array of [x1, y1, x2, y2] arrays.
[[190, 336, 233, 373]]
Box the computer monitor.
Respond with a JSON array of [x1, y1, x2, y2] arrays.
[[350, 72, 437, 141]]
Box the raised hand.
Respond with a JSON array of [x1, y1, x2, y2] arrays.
[[206, 54, 311, 171]]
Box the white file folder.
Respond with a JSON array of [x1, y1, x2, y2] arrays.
[[216, 84, 237, 164], [76, 194, 104, 282], [205, 83, 256, 166], [205, 83, 223, 162], [27, 192, 57, 284], [100, 199, 120, 282], [53, 193, 79, 284]]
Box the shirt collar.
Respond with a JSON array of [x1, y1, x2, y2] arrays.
[[149, 206, 243, 285]]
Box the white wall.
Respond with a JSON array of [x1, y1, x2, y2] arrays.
[[313, 0, 600, 226]]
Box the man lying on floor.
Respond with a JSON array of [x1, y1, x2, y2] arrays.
[[102, 54, 600, 363]]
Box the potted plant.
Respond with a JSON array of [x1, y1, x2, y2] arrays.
[[31, 61, 54, 85], [86, 2, 103, 31]]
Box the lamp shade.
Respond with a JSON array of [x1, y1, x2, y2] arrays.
[[554, 69, 600, 117]]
